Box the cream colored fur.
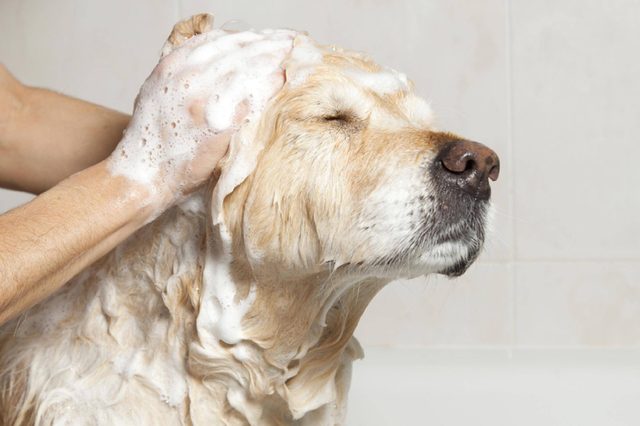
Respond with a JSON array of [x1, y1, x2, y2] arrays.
[[0, 15, 487, 425]]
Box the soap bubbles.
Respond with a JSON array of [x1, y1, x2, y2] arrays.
[[108, 26, 295, 211]]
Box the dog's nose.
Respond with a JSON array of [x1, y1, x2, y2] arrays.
[[435, 140, 500, 199]]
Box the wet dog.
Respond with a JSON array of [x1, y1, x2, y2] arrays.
[[0, 14, 499, 425]]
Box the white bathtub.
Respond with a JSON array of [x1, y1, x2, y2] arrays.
[[346, 347, 640, 425]]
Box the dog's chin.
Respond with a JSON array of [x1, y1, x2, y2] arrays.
[[437, 252, 478, 277], [360, 237, 483, 280], [405, 219, 487, 278], [348, 202, 489, 279], [419, 237, 483, 278], [426, 201, 490, 277]]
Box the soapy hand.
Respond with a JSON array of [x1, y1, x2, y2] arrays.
[[108, 27, 295, 210]]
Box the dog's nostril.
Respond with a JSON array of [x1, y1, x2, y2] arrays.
[[488, 164, 500, 182], [435, 139, 500, 199], [465, 159, 475, 173], [441, 151, 478, 175]]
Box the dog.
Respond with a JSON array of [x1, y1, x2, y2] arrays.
[[0, 14, 499, 425]]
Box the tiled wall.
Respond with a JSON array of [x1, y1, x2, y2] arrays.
[[1, 0, 638, 347]]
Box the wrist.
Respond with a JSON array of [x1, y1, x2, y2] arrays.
[[102, 150, 179, 221], [79, 160, 161, 228]]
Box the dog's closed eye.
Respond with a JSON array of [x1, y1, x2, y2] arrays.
[[320, 110, 367, 132], [323, 112, 351, 122], [323, 108, 364, 124]]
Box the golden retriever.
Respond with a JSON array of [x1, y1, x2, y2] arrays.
[[0, 14, 499, 425]]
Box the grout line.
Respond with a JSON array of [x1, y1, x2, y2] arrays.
[[362, 343, 640, 351], [488, 258, 640, 264], [504, 0, 517, 354]]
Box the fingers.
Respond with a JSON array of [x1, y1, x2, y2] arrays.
[[197, 40, 292, 84], [233, 98, 251, 124], [113, 25, 298, 203], [186, 131, 232, 192], [158, 28, 293, 128], [187, 31, 266, 65], [181, 32, 292, 132]]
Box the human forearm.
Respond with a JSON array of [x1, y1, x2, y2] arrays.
[[0, 160, 153, 325], [0, 67, 130, 194]]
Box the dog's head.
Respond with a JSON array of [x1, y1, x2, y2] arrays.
[[213, 35, 500, 281]]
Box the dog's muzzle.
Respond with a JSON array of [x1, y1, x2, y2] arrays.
[[427, 138, 500, 276]]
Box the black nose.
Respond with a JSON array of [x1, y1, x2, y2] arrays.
[[434, 140, 500, 200]]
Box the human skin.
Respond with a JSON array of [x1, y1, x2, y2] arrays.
[[0, 30, 292, 326], [0, 64, 130, 194]]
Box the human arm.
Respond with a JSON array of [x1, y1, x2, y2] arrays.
[[0, 161, 152, 324], [0, 64, 131, 194]]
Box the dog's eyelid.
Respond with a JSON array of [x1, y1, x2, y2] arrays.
[[323, 112, 351, 121], [321, 108, 364, 122]]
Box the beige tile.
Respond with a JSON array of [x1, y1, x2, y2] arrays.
[[0, 189, 33, 213], [515, 261, 640, 346], [511, 0, 640, 260], [181, 0, 513, 260], [0, 0, 178, 112], [356, 262, 512, 346]]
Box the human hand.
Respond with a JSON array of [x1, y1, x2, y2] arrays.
[[108, 24, 295, 211]]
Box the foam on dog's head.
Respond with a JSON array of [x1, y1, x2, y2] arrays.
[[210, 34, 323, 238]]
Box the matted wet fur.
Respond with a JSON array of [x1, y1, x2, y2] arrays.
[[0, 14, 493, 425]]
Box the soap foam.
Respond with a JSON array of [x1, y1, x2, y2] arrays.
[[284, 35, 324, 87], [344, 67, 409, 95], [107, 28, 296, 199], [199, 244, 257, 345]]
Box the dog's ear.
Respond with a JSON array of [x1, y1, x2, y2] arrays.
[[209, 36, 321, 234], [209, 121, 264, 232], [161, 13, 214, 57]]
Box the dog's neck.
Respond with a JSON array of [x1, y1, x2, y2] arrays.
[[111, 193, 386, 424]]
